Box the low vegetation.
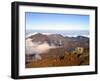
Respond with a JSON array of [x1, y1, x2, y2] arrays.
[[26, 47, 89, 68]]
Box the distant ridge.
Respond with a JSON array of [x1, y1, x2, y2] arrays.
[[26, 33, 89, 50]]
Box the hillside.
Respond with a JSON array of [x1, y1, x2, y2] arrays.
[[25, 33, 89, 68]]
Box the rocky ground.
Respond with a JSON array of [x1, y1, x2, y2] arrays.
[[26, 47, 89, 68]]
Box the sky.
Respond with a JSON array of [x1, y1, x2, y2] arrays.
[[25, 12, 89, 31]]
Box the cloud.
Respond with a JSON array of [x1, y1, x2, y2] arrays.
[[26, 38, 57, 60]]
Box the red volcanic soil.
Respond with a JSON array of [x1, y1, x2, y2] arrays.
[[26, 47, 89, 68]]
